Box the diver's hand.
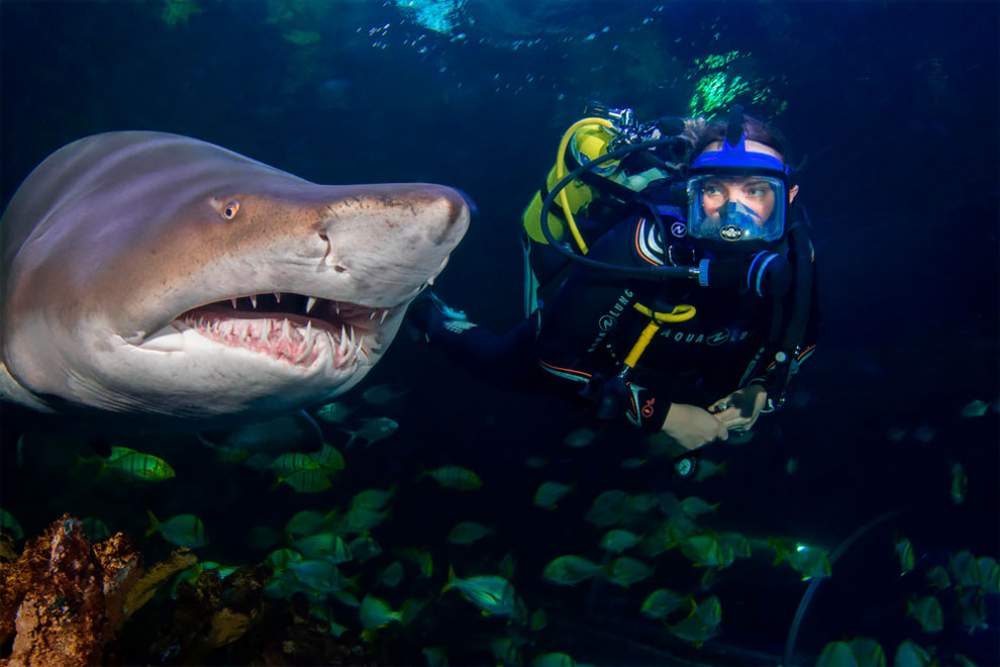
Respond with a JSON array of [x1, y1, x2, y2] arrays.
[[661, 403, 729, 451], [707, 385, 768, 432]]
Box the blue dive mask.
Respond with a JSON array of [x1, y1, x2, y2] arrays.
[[686, 174, 787, 243], [686, 106, 791, 245]]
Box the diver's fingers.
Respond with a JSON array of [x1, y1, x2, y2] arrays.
[[715, 407, 742, 424], [707, 396, 734, 413], [716, 422, 730, 441]]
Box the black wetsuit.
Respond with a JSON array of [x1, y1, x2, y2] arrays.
[[423, 209, 819, 433]]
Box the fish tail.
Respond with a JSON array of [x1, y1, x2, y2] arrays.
[[399, 599, 421, 625], [145, 510, 159, 538], [441, 565, 457, 594]]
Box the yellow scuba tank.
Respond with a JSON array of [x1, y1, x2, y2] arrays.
[[520, 109, 682, 317], [521, 117, 619, 252]]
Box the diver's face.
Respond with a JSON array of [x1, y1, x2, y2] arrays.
[[697, 139, 799, 224], [701, 175, 777, 223]]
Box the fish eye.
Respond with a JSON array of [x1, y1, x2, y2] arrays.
[[222, 200, 240, 220]]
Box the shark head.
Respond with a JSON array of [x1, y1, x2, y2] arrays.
[[0, 132, 470, 425]]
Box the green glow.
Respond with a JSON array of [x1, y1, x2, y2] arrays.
[[688, 50, 785, 118], [689, 71, 750, 118], [161, 0, 202, 27]]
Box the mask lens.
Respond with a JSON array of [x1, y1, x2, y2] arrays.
[[686, 174, 786, 243]]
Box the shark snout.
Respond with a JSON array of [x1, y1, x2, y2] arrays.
[[420, 184, 472, 248], [311, 183, 471, 304]]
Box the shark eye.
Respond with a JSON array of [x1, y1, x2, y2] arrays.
[[222, 200, 240, 220]]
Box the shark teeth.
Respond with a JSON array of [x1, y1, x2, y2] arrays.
[[223, 293, 391, 324], [180, 313, 371, 369]]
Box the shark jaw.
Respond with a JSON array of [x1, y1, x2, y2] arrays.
[[135, 291, 405, 370]]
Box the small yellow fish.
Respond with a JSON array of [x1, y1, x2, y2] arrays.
[[425, 465, 482, 491], [906, 596, 943, 633], [563, 427, 596, 448], [895, 537, 915, 575], [533, 482, 573, 510], [442, 566, 517, 617], [274, 468, 332, 493], [361, 384, 408, 406], [951, 463, 967, 505], [542, 555, 602, 586], [146, 511, 207, 548], [104, 447, 175, 482], [447, 521, 493, 545], [314, 401, 354, 423]]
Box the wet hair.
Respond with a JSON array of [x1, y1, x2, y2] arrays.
[[683, 114, 792, 167]]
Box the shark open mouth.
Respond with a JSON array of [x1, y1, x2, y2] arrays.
[[170, 292, 394, 368]]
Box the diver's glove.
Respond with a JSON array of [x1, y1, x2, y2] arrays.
[[405, 290, 472, 343], [707, 385, 769, 433]]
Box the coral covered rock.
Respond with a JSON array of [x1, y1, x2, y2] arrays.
[[0, 515, 140, 667]]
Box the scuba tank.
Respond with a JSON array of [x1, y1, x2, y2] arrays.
[[521, 103, 689, 316]]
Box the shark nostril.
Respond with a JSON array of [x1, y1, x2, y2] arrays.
[[333, 265, 346, 273]]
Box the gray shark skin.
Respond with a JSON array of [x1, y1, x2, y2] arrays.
[[0, 131, 469, 428]]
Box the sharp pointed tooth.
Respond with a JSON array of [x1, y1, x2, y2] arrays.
[[348, 326, 356, 348], [295, 332, 314, 364], [335, 302, 340, 316], [338, 325, 349, 356], [427, 275, 435, 286], [274, 292, 282, 303], [380, 309, 389, 325], [231, 298, 238, 308], [282, 318, 291, 340], [306, 297, 318, 314], [250, 295, 258, 309], [369, 310, 376, 320], [305, 321, 312, 338]]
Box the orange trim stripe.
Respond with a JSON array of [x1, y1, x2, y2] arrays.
[[539, 359, 593, 379], [765, 345, 817, 370], [633, 218, 660, 266]]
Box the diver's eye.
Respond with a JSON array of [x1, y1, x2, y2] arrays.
[[703, 184, 724, 196], [222, 200, 240, 220]]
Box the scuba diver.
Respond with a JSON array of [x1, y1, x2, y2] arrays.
[[408, 103, 818, 464]]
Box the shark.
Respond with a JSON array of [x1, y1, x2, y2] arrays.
[[0, 131, 470, 430]]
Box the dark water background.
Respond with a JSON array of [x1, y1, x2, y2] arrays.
[[1, 1, 997, 665]]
